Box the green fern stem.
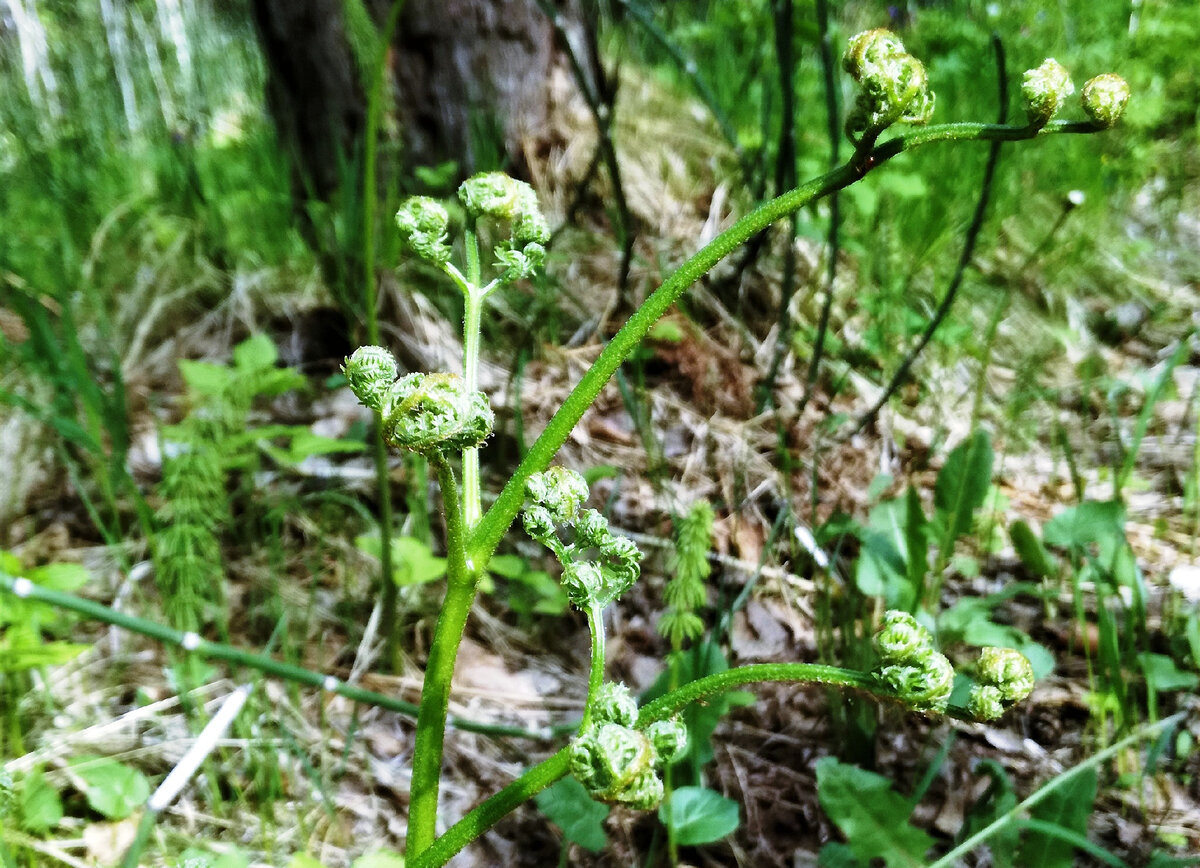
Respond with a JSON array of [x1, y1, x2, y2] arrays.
[[578, 603, 607, 731], [413, 660, 982, 868], [462, 286, 485, 528], [409, 747, 573, 868], [406, 454, 478, 860], [467, 119, 1105, 573]]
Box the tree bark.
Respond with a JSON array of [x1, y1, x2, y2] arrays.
[[393, 0, 554, 172], [252, 0, 366, 200], [251, 0, 557, 199]]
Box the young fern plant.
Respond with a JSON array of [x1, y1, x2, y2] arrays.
[[339, 30, 1130, 864], [0, 26, 1133, 868]]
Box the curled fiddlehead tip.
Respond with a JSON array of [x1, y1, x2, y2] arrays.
[[570, 723, 653, 799], [458, 172, 549, 283], [569, 691, 682, 810], [459, 171, 523, 221], [378, 372, 493, 455], [874, 610, 934, 662], [843, 28, 935, 141], [1022, 58, 1075, 127], [1081, 73, 1131, 129], [521, 469, 643, 608], [645, 718, 688, 764], [395, 196, 452, 266], [975, 646, 1035, 703], [593, 681, 639, 727], [525, 466, 590, 524], [966, 684, 1007, 721], [343, 345, 399, 412], [494, 241, 546, 283], [879, 652, 956, 714], [873, 610, 954, 713], [561, 561, 606, 610]]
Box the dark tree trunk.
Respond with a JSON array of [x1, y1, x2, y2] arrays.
[[393, 0, 554, 172], [252, 0, 366, 200], [251, 0, 557, 198]]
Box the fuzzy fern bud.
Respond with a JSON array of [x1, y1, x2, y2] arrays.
[[975, 647, 1035, 703], [1021, 58, 1074, 127], [494, 242, 546, 283], [873, 610, 954, 713], [843, 28, 935, 141], [879, 652, 955, 713], [966, 684, 1007, 721], [395, 197, 452, 266], [521, 504, 556, 543], [569, 692, 682, 810], [1081, 74, 1131, 128], [342, 345, 399, 412], [526, 467, 590, 524], [574, 509, 611, 548], [592, 681, 638, 727], [561, 561, 606, 610], [459, 171, 523, 221], [378, 372, 493, 455], [646, 718, 688, 764], [570, 723, 653, 796], [874, 610, 933, 662], [620, 771, 665, 811]]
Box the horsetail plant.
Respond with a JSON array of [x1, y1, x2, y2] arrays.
[[2, 29, 1132, 866]]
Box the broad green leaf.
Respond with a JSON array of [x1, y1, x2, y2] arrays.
[[535, 776, 609, 852], [286, 856, 327, 868], [1010, 520, 1055, 579], [904, 487, 929, 595], [350, 852, 406, 868], [232, 334, 278, 371], [818, 843, 864, 867], [0, 549, 22, 575], [25, 562, 89, 592], [1138, 653, 1200, 693], [71, 757, 151, 820], [1015, 767, 1097, 867], [658, 786, 740, 846], [854, 498, 916, 610], [391, 537, 447, 587], [19, 767, 62, 833], [934, 429, 994, 539], [485, 554, 527, 579], [1043, 501, 1125, 552], [0, 638, 90, 673], [179, 360, 232, 397], [962, 759, 1018, 868], [264, 429, 365, 465], [212, 851, 250, 868], [356, 535, 447, 588], [816, 757, 933, 868]]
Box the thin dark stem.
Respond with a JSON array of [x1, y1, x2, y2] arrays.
[[539, 0, 635, 300], [365, 0, 407, 671], [846, 36, 1010, 439], [615, 0, 753, 184], [757, 0, 798, 413], [795, 0, 841, 423]]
